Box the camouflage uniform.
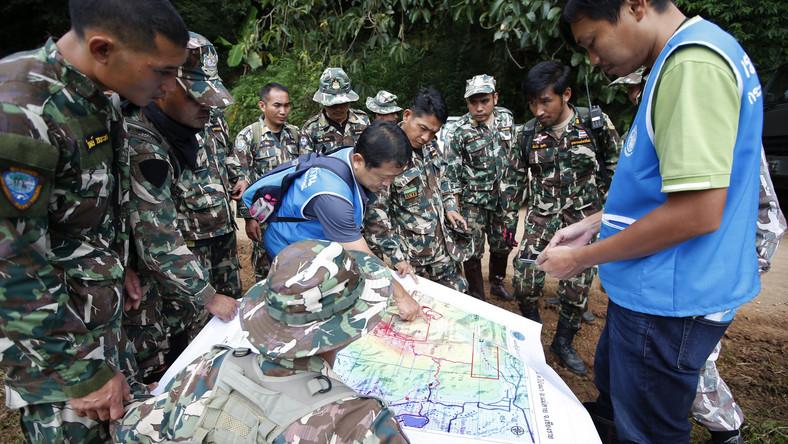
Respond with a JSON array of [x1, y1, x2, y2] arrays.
[[365, 139, 469, 292], [113, 240, 409, 443], [231, 116, 300, 281], [123, 106, 218, 381], [299, 67, 369, 154], [508, 106, 620, 330], [447, 95, 516, 299], [0, 39, 128, 442], [366, 90, 402, 118]]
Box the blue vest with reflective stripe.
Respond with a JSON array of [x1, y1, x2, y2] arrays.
[[599, 18, 762, 316], [264, 148, 366, 257]]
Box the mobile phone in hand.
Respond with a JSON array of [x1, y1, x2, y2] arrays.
[[518, 250, 539, 263]]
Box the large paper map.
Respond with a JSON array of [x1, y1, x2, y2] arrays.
[[334, 294, 539, 442], [157, 276, 600, 444]]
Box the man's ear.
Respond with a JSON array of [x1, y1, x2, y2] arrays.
[[563, 87, 573, 103], [625, 0, 647, 22], [351, 152, 365, 169], [87, 34, 116, 65], [258, 100, 266, 113], [493, 92, 499, 106], [402, 108, 413, 123]]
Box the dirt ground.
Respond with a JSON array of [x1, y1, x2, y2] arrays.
[[0, 215, 784, 443]]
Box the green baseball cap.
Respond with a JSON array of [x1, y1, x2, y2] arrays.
[[366, 90, 402, 115], [312, 67, 359, 106], [239, 240, 393, 359], [464, 74, 496, 98], [177, 32, 234, 108]]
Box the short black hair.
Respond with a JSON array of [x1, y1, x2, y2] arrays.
[[260, 82, 289, 101], [522, 61, 572, 101], [562, 0, 672, 24], [69, 0, 188, 51], [409, 87, 449, 124], [354, 121, 412, 169]]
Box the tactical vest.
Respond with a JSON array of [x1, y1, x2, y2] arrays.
[[599, 17, 763, 316], [192, 347, 383, 443]]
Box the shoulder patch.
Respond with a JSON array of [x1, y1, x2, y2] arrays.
[[139, 158, 170, 188], [84, 129, 111, 152], [1, 167, 42, 210]]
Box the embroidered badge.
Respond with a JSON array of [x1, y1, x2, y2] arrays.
[[84, 130, 110, 151], [623, 126, 637, 157], [203, 51, 219, 77], [331, 79, 341, 90], [1, 167, 42, 210], [577, 129, 588, 138], [571, 138, 592, 146], [299, 136, 309, 148], [403, 186, 418, 201]]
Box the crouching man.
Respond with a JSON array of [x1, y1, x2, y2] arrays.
[[112, 240, 409, 444]]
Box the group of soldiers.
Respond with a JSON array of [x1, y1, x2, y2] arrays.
[[0, 0, 625, 441], [234, 66, 620, 377]]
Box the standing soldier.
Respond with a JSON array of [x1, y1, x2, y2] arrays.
[[231, 82, 300, 282], [366, 88, 470, 292], [170, 34, 243, 343], [0, 0, 188, 441], [123, 32, 240, 382], [299, 67, 369, 154], [507, 61, 620, 375], [366, 90, 402, 122], [447, 74, 517, 301]]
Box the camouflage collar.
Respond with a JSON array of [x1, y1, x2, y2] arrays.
[[43, 38, 119, 122], [318, 108, 364, 130], [259, 115, 289, 136]]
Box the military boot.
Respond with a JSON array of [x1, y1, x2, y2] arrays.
[[463, 259, 486, 301], [518, 300, 541, 323], [582, 308, 596, 323], [550, 322, 587, 375], [489, 253, 514, 300]]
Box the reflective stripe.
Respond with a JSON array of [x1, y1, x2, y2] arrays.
[[662, 181, 712, 192]]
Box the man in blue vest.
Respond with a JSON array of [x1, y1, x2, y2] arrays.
[[263, 120, 422, 321], [539, 1, 763, 442]]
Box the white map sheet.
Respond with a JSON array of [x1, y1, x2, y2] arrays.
[[156, 276, 600, 444]]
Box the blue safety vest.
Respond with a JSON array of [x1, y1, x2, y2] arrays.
[[599, 17, 762, 316], [264, 148, 366, 257]]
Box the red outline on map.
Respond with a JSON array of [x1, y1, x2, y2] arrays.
[[470, 332, 500, 380]]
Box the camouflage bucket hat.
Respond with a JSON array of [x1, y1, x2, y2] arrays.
[[240, 240, 393, 359], [365, 90, 402, 115], [312, 67, 359, 106], [464, 74, 496, 98], [177, 32, 234, 108]]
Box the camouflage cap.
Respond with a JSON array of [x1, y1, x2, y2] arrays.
[[464, 74, 496, 98], [177, 32, 234, 108], [365, 90, 402, 115], [240, 240, 393, 359], [312, 67, 359, 106]]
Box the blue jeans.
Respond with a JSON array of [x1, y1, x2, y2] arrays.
[[594, 301, 731, 443]]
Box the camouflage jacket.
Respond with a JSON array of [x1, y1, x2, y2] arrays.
[[174, 110, 235, 240], [446, 107, 516, 210], [505, 106, 621, 218], [231, 116, 300, 218], [365, 140, 460, 266], [124, 107, 216, 307], [0, 39, 126, 405], [298, 109, 369, 154], [112, 347, 408, 444]]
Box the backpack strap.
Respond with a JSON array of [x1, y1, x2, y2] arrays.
[[192, 348, 368, 443], [269, 153, 355, 223], [575, 106, 609, 186], [519, 118, 537, 165]]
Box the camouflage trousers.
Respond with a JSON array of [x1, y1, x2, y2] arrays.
[[19, 402, 110, 444], [460, 203, 512, 260], [513, 210, 596, 330], [182, 231, 243, 339], [692, 341, 744, 431], [413, 249, 468, 293], [251, 240, 273, 283]]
